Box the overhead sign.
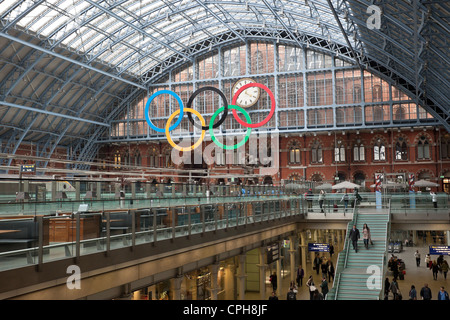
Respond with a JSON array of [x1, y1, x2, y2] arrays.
[[20, 164, 36, 173], [308, 243, 330, 252], [266, 243, 280, 264], [429, 245, 450, 256]]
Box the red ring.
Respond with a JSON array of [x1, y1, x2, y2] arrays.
[[231, 83, 276, 128]]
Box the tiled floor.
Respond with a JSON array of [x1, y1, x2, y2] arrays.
[[245, 239, 449, 300]]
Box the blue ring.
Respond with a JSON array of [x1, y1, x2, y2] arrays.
[[144, 90, 184, 133]]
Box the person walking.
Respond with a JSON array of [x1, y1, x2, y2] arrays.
[[349, 225, 360, 253], [312, 289, 323, 300], [270, 272, 277, 293], [327, 260, 335, 283], [362, 223, 371, 250], [409, 285, 417, 300], [353, 188, 362, 207], [289, 281, 298, 294], [321, 256, 328, 279], [430, 191, 437, 208], [414, 250, 421, 267], [432, 260, 439, 280], [389, 278, 400, 300], [318, 190, 325, 213], [329, 243, 334, 258], [320, 276, 329, 300], [440, 260, 449, 279], [268, 291, 278, 300], [306, 275, 315, 300], [314, 254, 322, 275], [296, 265, 304, 287], [306, 189, 313, 212], [420, 283, 432, 300], [425, 253, 432, 269], [340, 191, 349, 212], [438, 287, 449, 300], [286, 287, 297, 300], [384, 278, 390, 300]]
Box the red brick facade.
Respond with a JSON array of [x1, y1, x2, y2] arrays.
[[98, 126, 450, 192]]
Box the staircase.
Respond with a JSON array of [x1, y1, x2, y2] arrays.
[[327, 205, 391, 300]]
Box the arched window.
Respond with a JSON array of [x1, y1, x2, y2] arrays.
[[311, 141, 323, 163], [353, 140, 365, 162], [373, 85, 382, 101], [353, 85, 362, 103], [395, 137, 408, 161], [289, 141, 301, 164], [114, 150, 121, 169], [311, 174, 323, 183], [354, 172, 366, 187], [147, 147, 159, 168], [215, 149, 225, 166], [163, 149, 174, 168], [134, 149, 141, 167], [440, 134, 450, 159], [123, 151, 130, 167], [373, 139, 386, 161], [336, 109, 345, 125], [336, 86, 344, 104], [374, 106, 384, 122], [417, 136, 431, 160], [334, 140, 346, 162]]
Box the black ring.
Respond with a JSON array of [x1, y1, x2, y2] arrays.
[[187, 86, 228, 131]]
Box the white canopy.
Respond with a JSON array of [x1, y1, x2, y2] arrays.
[[332, 181, 361, 190], [413, 180, 439, 187]]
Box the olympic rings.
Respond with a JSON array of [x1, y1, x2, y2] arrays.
[[187, 86, 228, 130], [145, 90, 184, 133], [165, 108, 205, 152], [210, 105, 252, 150], [231, 83, 276, 128], [144, 82, 275, 151]]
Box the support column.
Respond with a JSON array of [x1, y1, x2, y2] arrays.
[[131, 182, 136, 200], [258, 247, 268, 300], [310, 230, 317, 270], [97, 181, 102, 200], [51, 180, 56, 201], [171, 274, 184, 300], [75, 181, 80, 201], [115, 284, 132, 300], [146, 182, 151, 199], [276, 254, 282, 296], [237, 254, 247, 300], [208, 263, 221, 300], [289, 235, 297, 283], [224, 263, 236, 300], [299, 232, 308, 275]]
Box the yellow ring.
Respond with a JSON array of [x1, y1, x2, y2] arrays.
[[165, 108, 205, 152]]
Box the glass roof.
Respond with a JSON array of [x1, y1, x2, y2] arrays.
[[0, 0, 348, 79]]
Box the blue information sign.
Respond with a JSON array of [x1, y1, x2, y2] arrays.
[[429, 245, 450, 255], [308, 243, 329, 252], [20, 164, 35, 173]]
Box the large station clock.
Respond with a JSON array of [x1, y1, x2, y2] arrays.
[[231, 78, 261, 108]]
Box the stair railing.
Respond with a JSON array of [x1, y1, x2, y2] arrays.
[[333, 202, 359, 300], [379, 198, 392, 299], [344, 203, 359, 269]]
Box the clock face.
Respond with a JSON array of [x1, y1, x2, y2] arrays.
[[232, 78, 261, 108]]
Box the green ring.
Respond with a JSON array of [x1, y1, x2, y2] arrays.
[[209, 105, 252, 150]]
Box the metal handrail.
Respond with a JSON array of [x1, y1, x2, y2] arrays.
[[379, 198, 392, 299], [0, 198, 300, 272], [332, 203, 358, 300]]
